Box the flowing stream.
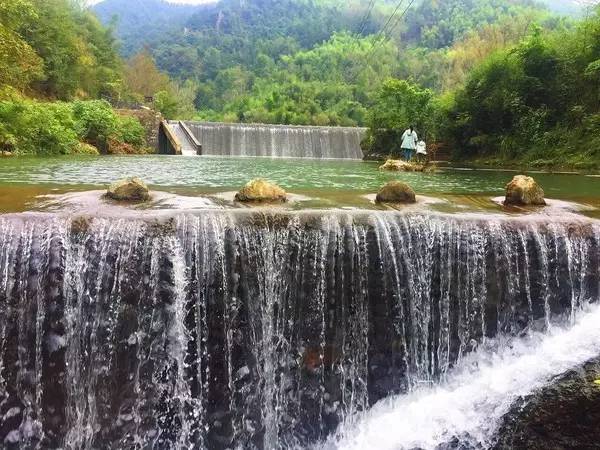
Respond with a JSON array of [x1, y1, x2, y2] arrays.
[[184, 122, 366, 159], [0, 211, 598, 449]]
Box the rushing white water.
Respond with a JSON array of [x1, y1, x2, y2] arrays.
[[325, 304, 600, 450]]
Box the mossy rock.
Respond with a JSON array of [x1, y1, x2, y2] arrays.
[[106, 177, 150, 202], [379, 159, 427, 172], [375, 181, 416, 204], [235, 179, 287, 203], [504, 175, 546, 206]]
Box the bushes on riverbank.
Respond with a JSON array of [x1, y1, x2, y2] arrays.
[[0, 99, 149, 156], [442, 21, 600, 170], [363, 9, 600, 171]]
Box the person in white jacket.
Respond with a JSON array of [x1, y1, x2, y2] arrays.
[[401, 126, 418, 161]]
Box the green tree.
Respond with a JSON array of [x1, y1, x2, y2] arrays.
[[364, 79, 434, 156], [124, 49, 170, 100]]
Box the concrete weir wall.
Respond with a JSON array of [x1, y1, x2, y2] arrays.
[[183, 121, 367, 159]]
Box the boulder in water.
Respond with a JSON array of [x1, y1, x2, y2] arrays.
[[504, 175, 546, 206], [375, 181, 416, 204], [379, 159, 427, 172], [106, 177, 150, 202], [235, 178, 287, 203]]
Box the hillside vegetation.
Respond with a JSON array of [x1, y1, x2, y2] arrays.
[[106, 0, 562, 127], [92, 0, 204, 56], [0, 0, 182, 155]]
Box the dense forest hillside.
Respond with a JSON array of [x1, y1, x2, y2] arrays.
[[3, 0, 596, 168], [542, 0, 582, 13], [93, 0, 560, 126]]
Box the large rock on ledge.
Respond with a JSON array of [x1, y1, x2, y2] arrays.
[[375, 181, 416, 204], [106, 177, 150, 202], [504, 175, 546, 206], [235, 178, 287, 203]]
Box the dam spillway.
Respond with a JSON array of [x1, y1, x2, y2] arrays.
[[182, 122, 367, 159], [0, 210, 598, 449]]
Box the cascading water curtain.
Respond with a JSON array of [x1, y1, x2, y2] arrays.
[[0, 213, 597, 449], [186, 122, 366, 159]]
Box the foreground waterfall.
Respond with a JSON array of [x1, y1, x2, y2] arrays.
[[184, 122, 366, 159], [0, 211, 598, 449]]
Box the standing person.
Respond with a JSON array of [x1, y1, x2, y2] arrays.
[[401, 126, 418, 161]]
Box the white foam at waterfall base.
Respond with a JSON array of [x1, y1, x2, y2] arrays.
[[323, 304, 600, 450]]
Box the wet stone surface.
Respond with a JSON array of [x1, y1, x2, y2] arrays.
[[492, 358, 600, 450]]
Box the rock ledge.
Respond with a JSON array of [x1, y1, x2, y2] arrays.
[[379, 159, 434, 172], [106, 177, 150, 202], [235, 179, 287, 203], [504, 175, 546, 206]]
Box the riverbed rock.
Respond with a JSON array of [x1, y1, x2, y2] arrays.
[[493, 358, 600, 449], [504, 175, 546, 206], [379, 159, 427, 172], [375, 181, 416, 204], [106, 177, 150, 202], [235, 179, 287, 203]]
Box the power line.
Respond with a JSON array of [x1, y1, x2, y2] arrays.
[[372, 0, 407, 46], [358, 0, 377, 35], [381, 0, 416, 43], [364, 0, 413, 61]]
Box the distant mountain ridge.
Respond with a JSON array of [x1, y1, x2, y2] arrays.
[[93, 0, 585, 58], [92, 0, 211, 55]]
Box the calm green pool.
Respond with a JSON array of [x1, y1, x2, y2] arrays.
[[0, 155, 599, 213], [0, 155, 598, 194]]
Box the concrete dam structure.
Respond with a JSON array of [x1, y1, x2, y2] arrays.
[[178, 122, 367, 159]]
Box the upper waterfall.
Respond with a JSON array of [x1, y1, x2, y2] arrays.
[[183, 121, 367, 159]]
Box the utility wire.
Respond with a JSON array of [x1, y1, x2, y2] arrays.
[[381, 0, 416, 43], [365, 0, 415, 60], [371, 0, 406, 47], [358, 0, 377, 35]]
